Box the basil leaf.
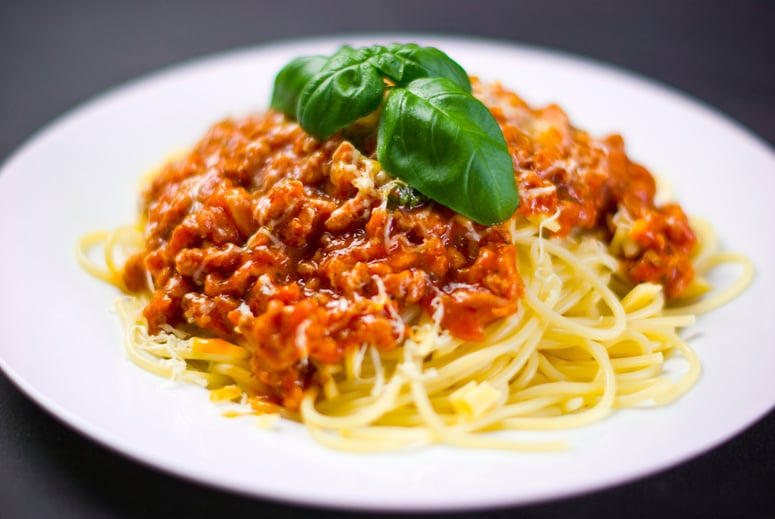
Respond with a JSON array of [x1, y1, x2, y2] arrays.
[[270, 55, 327, 119], [371, 44, 471, 93], [271, 44, 514, 224], [297, 46, 386, 139], [377, 77, 518, 225], [386, 180, 428, 210]]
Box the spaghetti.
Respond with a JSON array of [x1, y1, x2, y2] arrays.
[[77, 78, 753, 451]]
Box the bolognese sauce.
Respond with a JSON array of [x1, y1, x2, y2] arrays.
[[123, 79, 695, 408]]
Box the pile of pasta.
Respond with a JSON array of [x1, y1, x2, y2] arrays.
[[78, 212, 752, 451]]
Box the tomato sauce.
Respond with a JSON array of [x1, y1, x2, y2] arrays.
[[124, 81, 695, 407], [479, 80, 695, 298]]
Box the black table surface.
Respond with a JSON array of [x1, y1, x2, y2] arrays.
[[1, 1, 773, 517]]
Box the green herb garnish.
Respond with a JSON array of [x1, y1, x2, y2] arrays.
[[270, 43, 519, 225], [386, 180, 428, 211]]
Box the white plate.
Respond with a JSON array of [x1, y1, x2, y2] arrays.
[[1, 35, 773, 511]]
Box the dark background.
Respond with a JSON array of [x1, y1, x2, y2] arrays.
[[1, 0, 773, 517]]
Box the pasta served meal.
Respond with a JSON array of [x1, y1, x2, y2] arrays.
[[78, 43, 753, 451]]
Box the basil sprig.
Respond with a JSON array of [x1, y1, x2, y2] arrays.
[[270, 43, 518, 225]]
